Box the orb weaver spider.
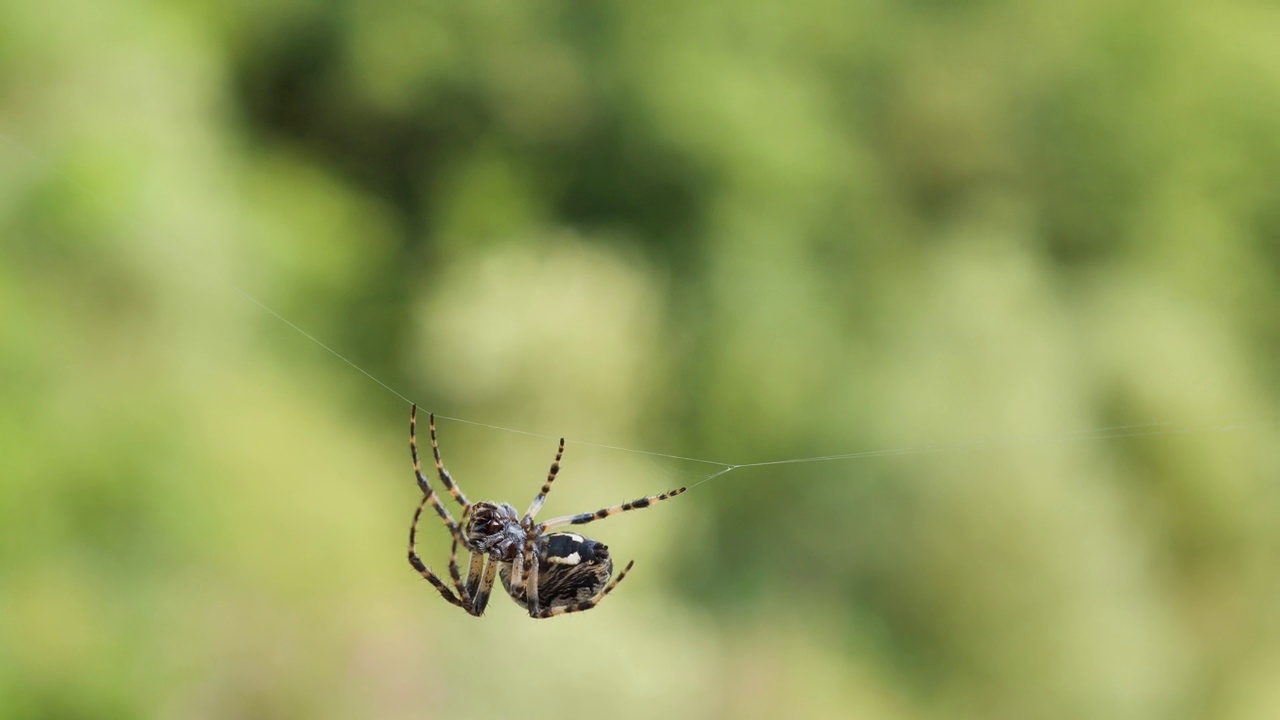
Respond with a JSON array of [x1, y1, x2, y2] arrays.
[[406, 405, 686, 618]]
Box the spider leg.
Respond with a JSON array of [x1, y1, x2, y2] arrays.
[[437, 505, 479, 608], [504, 536, 543, 615], [446, 533, 472, 608], [538, 487, 687, 530], [521, 535, 541, 615], [470, 555, 501, 616], [531, 560, 635, 619], [410, 405, 467, 544], [424, 409, 470, 509], [463, 529, 486, 602], [523, 437, 565, 520], [407, 494, 466, 610]]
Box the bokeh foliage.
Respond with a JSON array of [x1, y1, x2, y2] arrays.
[[2, 1, 1279, 718]]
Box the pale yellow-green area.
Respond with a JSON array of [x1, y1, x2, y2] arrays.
[[2, 1, 1279, 718]]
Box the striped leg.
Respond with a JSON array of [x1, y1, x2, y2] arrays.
[[424, 409, 469, 509], [407, 494, 465, 609], [410, 406, 467, 545], [524, 437, 565, 520], [446, 534, 473, 607], [453, 506, 485, 604], [521, 535, 541, 615], [409, 404, 476, 611], [471, 555, 501, 616], [465, 544, 486, 601], [538, 487, 687, 530], [510, 436, 558, 614], [531, 560, 635, 619]]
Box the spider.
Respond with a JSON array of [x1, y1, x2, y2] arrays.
[[405, 405, 686, 618]]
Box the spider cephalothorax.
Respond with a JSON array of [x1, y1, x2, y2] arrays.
[[464, 502, 524, 560], [405, 405, 685, 618]]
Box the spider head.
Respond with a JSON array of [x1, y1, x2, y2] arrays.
[[465, 501, 524, 559]]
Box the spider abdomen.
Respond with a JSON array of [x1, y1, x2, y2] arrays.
[[499, 532, 613, 610]]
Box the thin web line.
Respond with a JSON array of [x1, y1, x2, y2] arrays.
[[683, 416, 1273, 490], [5, 132, 1272, 490], [3, 132, 737, 467], [432, 414, 732, 466], [231, 286, 417, 406]]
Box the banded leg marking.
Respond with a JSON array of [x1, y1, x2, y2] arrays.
[[410, 405, 466, 543], [524, 437, 565, 520], [539, 487, 687, 530], [407, 494, 464, 608], [522, 534, 540, 615], [471, 556, 500, 616], [426, 410, 469, 508]]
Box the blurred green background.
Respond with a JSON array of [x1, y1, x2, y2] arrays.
[[3, 1, 1279, 718]]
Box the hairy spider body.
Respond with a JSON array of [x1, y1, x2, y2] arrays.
[[465, 502, 525, 560], [405, 405, 686, 618]]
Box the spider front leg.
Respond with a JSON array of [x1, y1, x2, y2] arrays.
[[408, 404, 480, 613], [444, 533, 474, 608], [409, 405, 469, 546], [430, 503, 479, 608], [407, 494, 466, 610], [424, 409, 470, 509]]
